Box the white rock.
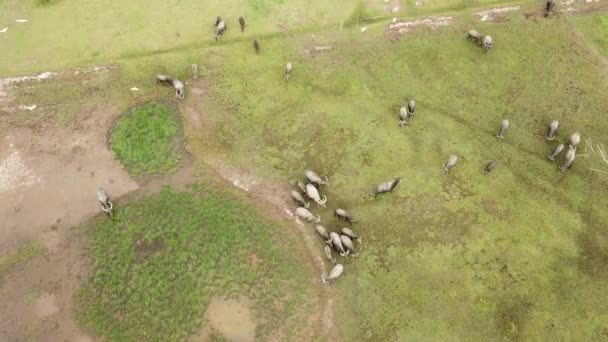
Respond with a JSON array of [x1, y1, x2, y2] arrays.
[[130, 87, 139, 91], [16, 19, 28, 23], [0, 28, 7, 33], [19, 104, 37, 111], [361, 27, 367, 33]]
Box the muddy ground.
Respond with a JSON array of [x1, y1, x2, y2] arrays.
[[0, 68, 332, 341], [0, 70, 139, 341]]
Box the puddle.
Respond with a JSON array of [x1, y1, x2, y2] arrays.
[[204, 296, 256, 342]]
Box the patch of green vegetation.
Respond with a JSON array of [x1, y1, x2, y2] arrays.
[[569, 13, 608, 56], [76, 185, 316, 341], [34, 0, 60, 6], [110, 102, 180, 176], [0, 243, 45, 280]]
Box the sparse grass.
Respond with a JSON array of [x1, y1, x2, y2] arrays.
[[76, 185, 316, 341], [0, 242, 45, 281], [110, 102, 180, 176], [34, 0, 60, 6]]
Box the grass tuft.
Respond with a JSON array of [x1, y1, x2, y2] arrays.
[[0, 243, 45, 281], [34, 0, 60, 6], [110, 102, 180, 176]]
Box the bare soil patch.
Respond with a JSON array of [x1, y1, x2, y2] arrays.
[[387, 16, 453, 41], [475, 6, 520, 22], [303, 42, 334, 58], [0, 230, 95, 342]]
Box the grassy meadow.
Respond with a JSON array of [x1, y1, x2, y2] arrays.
[[3, 0, 608, 341], [194, 11, 608, 340]]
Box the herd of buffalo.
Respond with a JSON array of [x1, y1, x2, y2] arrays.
[[96, 0, 579, 284], [291, 170, 383, 283]]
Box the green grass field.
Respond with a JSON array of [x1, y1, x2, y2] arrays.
[[77, 185, 316, 341], [4, 0, 608, 341], [110, 102, 180, 175], [195, 12, 608, 340]]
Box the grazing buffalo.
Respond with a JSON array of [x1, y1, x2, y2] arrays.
[[295, 207, 321, 223], [399, 106, 408, 127], [443, 155, 459, 174], [171, 79, 185, 100], [467, 29, 482, 45], [560, 149, 576, 172], [315, 225, 330, 240], [408, 100, 416, 117], [239, 16, 245, 32], [329, 232, 347, 256], [322, 264, 344, 283], [296, 181, 307, 194], [340, 235, 356, 255], [97, 188, 113, 216], [569, 132, 581, 150], [549, 143, 565, 161], [324, 245, 336, 264], [497, 119, 509, 140], [335, 208, 356, 224], [215, 19, 226, 40], [304, 170, 328, 186], [483, 160, 497, 175], [156, 74, 173, 85], [483, 35, 493, 52], [341, 227, 361, 243], [253, 36, 260, 53], [373, 177, 401, 197], [306, 183, 327, 207], [191, 64, 198, 80], [291, 190, 310, 208], [545, 0, 556, 18], [285, 62, 292, 81], [547, 120, 559, 141]]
